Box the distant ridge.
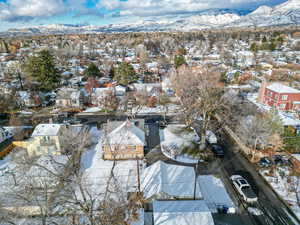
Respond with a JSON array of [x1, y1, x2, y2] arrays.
[[0, 1, 299, 37]]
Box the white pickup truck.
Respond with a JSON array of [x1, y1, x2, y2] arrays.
[[230, 175, 258, 203]]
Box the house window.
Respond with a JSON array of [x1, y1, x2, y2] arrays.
[[280, 104, 286, 109], [282, 95, 288, 100], [43, 136, 50, 142], [267, 91, 272, 97]]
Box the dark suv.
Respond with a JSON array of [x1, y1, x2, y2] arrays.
[[210, 144, 225, 157]]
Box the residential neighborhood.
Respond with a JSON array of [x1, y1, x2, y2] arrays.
[[1, 3, 300, 224]]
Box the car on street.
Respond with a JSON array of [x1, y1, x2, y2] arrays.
[[210, 144, 225, 157], [258, 157, 272, 167], [230, 175, 258, 203], [273, 155, 289, 166]]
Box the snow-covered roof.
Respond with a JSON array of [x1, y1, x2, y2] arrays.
[[153, 200, 214, 225], [133, 83, 161, 92], [31, 124, 64, 137], [247, 93, 300, 127], [18, 91, 30, 100], [198, 175, 235, 213], [141, 161, 202, 200], [0, 127, 12, 143], [104, 120, 145, 146], [267, 83, 300, 94], [292, 154, 300, 162], [92, 87, 113, 97], [57, 88, 80, 99]]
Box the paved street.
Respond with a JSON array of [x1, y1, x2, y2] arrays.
[[218, 134, 300, 225]]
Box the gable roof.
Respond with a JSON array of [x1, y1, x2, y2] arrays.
[[104, 120, 145, 146], [141, 161, 202, 200], [32, 124, 64, 137], [266, 83, 300, 94]]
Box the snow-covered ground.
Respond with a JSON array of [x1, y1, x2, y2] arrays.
[[260, 167, 300, 220], [82, 107, 103, 113], [81, 126, 145, 200], [159, 125, 199, 164]]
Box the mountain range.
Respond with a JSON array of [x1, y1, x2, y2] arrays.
[[1, 0, 300, 36]]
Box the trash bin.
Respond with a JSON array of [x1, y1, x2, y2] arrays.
[[222, 206, 229, 214]]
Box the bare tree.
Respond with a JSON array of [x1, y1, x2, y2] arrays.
[[236, 111, 283, 160], [170, 65, 224, 149]]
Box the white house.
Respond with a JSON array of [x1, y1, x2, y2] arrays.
[[91, 87, 115, 107], [26, 124, 67, 156], [55, 88, 84, 108]]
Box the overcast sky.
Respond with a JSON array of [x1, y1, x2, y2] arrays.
[[0, 0, 287, 31]]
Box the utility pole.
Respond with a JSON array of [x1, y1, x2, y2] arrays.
[[194, 161, 199, 200], [136, 158, 141, 193]]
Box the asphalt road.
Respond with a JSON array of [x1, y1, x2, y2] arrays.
[[219, 134, 300, 225]]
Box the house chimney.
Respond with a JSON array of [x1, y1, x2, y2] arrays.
[[258, 78, 268, 104], [49, 118, 53, 124]]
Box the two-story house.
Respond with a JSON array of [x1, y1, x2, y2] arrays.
[[55, 88, 85, 108], [259, 82, 300, 111], [102, 120, 145, 160], [26, 124, 67, 156]]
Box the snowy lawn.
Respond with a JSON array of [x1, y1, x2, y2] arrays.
[[80, 126, 145, 200], [260, 166, 300, 220], [159, 125, 201, 163]]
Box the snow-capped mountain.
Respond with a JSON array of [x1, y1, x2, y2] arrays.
[[0, 0, 299, 36], [227, 0, 300, 27]]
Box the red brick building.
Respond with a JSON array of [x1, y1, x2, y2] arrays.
[[260, 83, 300, 111]]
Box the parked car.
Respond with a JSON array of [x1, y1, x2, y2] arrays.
[[210, 144, 225, 157], [230, 175, 258, 203], [272, 155, 289, 166], [258, 157, 272, 167]]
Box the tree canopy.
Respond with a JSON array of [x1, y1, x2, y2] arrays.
[[174, 55, 186, 69], [84, 63, 102, 78], [24, 50, 59, 91], [114, 62, 137, 86]]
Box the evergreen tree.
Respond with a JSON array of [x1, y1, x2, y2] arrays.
[[24, 50, 59, 91], [114, 62, 137, 86], [250, 43, 258, 53], [174, 55, 186, 69], [262, 36, 267, 43], [84, 63, 102, 78]]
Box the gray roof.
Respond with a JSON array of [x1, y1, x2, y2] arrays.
[[31, 124, 64, 137]]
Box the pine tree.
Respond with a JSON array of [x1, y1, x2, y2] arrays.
[[250, 43, 258, 53], [114, 62, 137, 86], [24, 50, 59, 91], [174, 55, 186, 69], [84, 63, 102, 78]]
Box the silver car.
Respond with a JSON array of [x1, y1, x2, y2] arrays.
[[230, 175, 258, 203]]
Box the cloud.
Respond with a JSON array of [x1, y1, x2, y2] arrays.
[[0, 0, 68, 21], [0, 0, 103, 22], [98, 0, 285, 17]]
